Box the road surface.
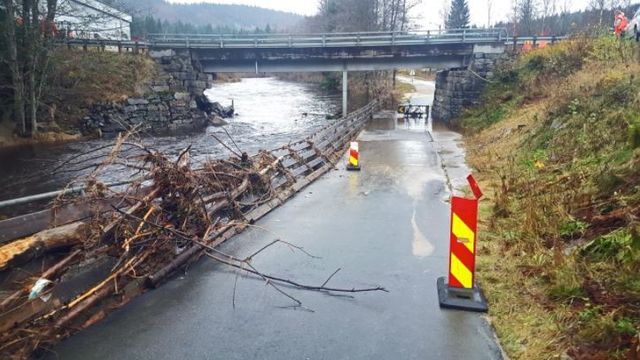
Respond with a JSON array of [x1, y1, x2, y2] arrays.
[[51, 79, 503, 360]]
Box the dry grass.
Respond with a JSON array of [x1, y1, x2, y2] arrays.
[[463, 36, 640, 359], [46, 48, 157, 128]]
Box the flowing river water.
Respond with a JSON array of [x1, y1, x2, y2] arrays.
[[0, 78, 341, 215]]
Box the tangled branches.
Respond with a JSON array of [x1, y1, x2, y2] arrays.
[[0, 101, 382, 358]]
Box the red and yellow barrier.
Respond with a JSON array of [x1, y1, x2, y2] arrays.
[[448, 175, 482, 289], [347, 141, 361, 171], [437, 174, 488, 312]]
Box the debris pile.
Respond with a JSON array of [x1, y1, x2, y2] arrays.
[[0, 101, 384, 358]]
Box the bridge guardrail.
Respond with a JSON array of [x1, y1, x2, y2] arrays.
[[59, 30, 572, 52], [146, 28, 509, 49]]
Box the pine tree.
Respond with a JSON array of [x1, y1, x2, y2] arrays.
[[446, 0, 471, 29]]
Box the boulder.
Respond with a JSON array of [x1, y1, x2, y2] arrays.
[[174, 92, 191, 101], [209, 115, 228, 127], [127, 98, 149, 106]]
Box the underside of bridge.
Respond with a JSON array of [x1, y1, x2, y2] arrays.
[[155, 42, 505, 117], [190, 43, 486, 73]]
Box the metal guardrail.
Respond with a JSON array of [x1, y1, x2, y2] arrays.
[[505, 35, 569, 45], [60, 30, 572, 52], [145, 28, 509, 49], [0, 102, 380, 212]]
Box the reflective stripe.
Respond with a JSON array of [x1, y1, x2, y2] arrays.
[[452, 213, 475, 253], [450, 253, 473, 289], [349, 156, 358, 166]]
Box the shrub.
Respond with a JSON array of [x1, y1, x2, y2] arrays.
[[581, 228, 640, 264]]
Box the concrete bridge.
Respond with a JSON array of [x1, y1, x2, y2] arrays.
[[65, 29, 561, 118], [147, 29, 507, 73], [146, 29, 506, 117]]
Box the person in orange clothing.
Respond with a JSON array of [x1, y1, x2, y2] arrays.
[[614, 10, 629, 39]]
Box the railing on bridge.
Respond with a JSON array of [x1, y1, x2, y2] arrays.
[[146, 28, 509, 49], [57, 30, 570, 53]]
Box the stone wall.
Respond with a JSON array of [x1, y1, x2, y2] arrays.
[[432, 53, 501, 127], [84, 49, 214, 136]]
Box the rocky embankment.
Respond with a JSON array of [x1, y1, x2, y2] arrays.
[[83, 49, 232, 136]]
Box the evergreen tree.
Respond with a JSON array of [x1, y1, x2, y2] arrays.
[[446, 0, 471, 29]]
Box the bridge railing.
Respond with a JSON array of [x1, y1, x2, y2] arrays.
[[147, 28, 509, 49]]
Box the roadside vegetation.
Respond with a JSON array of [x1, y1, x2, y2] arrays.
[[0, 48, 156, 147], [462, 36, 640, 358]]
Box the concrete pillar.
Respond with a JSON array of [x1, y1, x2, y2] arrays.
[[342, 70, 348, 118]]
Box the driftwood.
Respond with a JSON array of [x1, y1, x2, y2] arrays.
[[0, 100, 381, 358], [0, 222, 86, 271]]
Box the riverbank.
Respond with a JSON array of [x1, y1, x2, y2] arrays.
[[0, 49, 157, 148], [460, 37, 640, 358], [0, 122, 83, 149], [0, 77, 342, 208]]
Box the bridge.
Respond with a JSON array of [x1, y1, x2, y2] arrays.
[[63, 29, 561, 116], [145, 28, 506, 117], [147, 28, 507, 73]]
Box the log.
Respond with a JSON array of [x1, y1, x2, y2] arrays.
[[0, 222, 86, 271], [0, 249, 81, 311]]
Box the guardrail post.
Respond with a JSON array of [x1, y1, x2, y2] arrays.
[[551, 35, 557, 45], [392, 32, 395, 46], [254, 37, 258, 47], [532, 35, 537, 48], [134, 41, 139, 54], [186, 36, 190, 49], [289, 35, 292, 47], [512, 36, 517, 52], [426, 30, 430, 43], [462, 29, 466, 42], [220, 35, 224, 49], [117, 41, 122, 53], [322, 35, 326, 47], [82, 39, 87, 52]]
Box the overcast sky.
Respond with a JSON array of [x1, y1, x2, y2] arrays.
[[168, 0, 595, 28]]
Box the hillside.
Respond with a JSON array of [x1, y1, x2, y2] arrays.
[[104, 0, 303, 31], [461, 38, 640, 358]]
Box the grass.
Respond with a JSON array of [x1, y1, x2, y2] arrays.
[[45, 48, 157, 130], [462, 36, 640, 359]]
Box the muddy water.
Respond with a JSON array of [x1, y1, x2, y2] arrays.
[[0, 78, 340, 214]]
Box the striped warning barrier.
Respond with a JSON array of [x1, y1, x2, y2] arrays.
[[347, 141, 361, 171], [437, 174, 488, 312]]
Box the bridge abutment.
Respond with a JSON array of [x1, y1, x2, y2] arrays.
[[432, 52, 503, 127], [83, 49, 215, 136]]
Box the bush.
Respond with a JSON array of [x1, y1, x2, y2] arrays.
[[581, 228, 640, 264]]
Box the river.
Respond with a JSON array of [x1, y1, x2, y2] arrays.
[[0, 78, 341, 216]]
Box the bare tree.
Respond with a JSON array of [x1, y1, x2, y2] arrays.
[[2, 0, 26, 135], [439, 0, 451, 29], [487, 0, 493, 27], [519, 0, 538, 36], [590, 0, 606, 25], [540, 0, 557, 34]]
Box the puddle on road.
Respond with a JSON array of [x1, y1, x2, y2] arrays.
[[411, 207, 434, 257]]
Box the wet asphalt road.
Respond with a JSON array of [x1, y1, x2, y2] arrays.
[[51, 119, 502, 359]]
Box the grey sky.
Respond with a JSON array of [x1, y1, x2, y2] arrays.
[[169, 0, 601, 28]]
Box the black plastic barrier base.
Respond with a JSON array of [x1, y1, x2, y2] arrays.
[[437, 277, 488, 313], [346, 164, 361, 171]]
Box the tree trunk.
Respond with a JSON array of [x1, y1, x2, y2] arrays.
[[0, 222, 86, 271], [3, 0, 27, 136], [29, 0, 40, 137], [46, 0, 57, 23]]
